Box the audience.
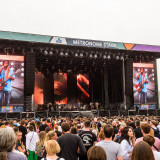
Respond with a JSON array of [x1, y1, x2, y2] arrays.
[[15, 131, 26, 154], [143, 135, 160, 160], [78, 120, 97, 160], [87, 146, 107, 160], [130, 141, 155, 160], [1, 115, 160, 160], [120, 126, 134, 160], [0, 128, 27, 160], [39, 118, 49, 132], [57, 122, 86, 160], [26, 125, 39, 160], [42, 140, 64, 160], [96, 124, 123, 160], [134, 120, 143, 139], [135, 123, 160, 151], [35, 131, 46, 160], [45, 131, 57, 141]]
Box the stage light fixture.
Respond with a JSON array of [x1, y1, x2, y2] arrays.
[[75, 53, 78, 57], [21, 63, 24, 66], [89, 54, 93, 58], [116, 55, 119, 60], [60, 51, 64, 56], [11, 62, 14, 65], [21, 68, 24, 71], [107, 55, 111, 59], [103, 55, 107, 59], [65, 52, 68, 57], [49, 51, 53, 56], [21, 73, 24, 77], [120, 56, 124, 60], [44, 50, 48, 55], [94, 54, 97, 58], [80, 53, 83, 57]]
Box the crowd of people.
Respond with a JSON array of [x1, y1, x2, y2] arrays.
[[0, 115, 160, 160]]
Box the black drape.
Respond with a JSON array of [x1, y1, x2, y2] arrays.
[[107, 60, 124, 103], [67, 72, 77, 104]]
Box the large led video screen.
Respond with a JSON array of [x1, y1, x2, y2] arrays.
[[0, 55, 24, 112], [77, 74, 89, 103], [133, 63, 156, 110], [157, 59, 160, 109], [54, 73, 67, 104]]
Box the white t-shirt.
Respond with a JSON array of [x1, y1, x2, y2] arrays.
[[153, 151, 160, 160]]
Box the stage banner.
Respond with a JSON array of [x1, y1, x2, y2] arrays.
[[54, 73, 67, 104], [0, 55, 24, 112], [156, 59, 160, 109], [133, 63, 156, 110], [77, 74, 89, 103]]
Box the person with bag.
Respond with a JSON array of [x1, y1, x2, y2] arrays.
[[26, 125, 39, 160], [35, 131, 46, 160]]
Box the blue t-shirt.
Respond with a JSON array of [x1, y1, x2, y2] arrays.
[[137, 74, 148, 92], [0, 68, 15, 91]]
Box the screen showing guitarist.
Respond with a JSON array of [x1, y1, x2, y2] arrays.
[[0, 60, 15, 106], [136, 68, 148, 104]]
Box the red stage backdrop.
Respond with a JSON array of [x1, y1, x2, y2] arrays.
[[54, 73, 67, 104], [77, 74, 89, 103]]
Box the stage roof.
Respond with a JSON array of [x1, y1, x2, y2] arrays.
[[0, 30, 160, 52]]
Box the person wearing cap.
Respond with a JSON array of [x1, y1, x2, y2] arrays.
[[39, 118, 49, 132], [35, 119, 39, 122]]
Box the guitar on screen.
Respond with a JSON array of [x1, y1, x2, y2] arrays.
[[135, 74, 153, 92], [0, 69, 21, 91]]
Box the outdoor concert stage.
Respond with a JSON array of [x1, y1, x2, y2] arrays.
[[0, 31, 160, 114], [0, 109, 160, 120]]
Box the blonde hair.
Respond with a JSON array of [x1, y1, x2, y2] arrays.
[[45, 140, 60, 155], [45, 131, 56, 141], [37, 131, 46, 147], [0, 128, 16, 160]]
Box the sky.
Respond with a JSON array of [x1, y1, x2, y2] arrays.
[[0, 0, 160, 46]]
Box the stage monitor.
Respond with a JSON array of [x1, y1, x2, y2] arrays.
[[133, 63, 156, 110], [0, 55, 24, 112], [157, 59, 160, 109], [77, 74, 89, 103], [54, 73, 67, 104]]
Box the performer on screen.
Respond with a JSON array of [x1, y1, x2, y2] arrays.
[[136, 68, 148, 104], [0, 60, 15, 106]]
